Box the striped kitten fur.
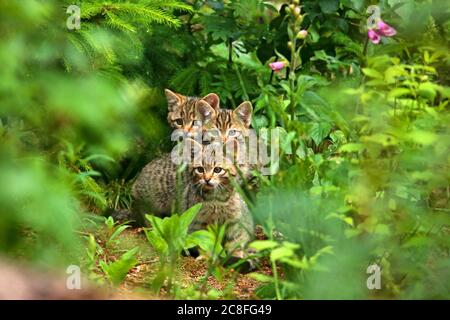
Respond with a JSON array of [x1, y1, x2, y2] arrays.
[[165, 89, 220, 138], [197, 101, 253, 144], [131, 92, 253, 224], [133, 139, 254, 260], [181, 139, 254, 259], [131, 90, 218, 223]]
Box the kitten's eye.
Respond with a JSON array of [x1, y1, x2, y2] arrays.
[[194, 167, 204, 174], [213, 167, 223, 174], [175, 119, 183, 126], [228, 129, 239, 137]]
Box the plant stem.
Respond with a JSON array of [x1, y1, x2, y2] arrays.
[[289, 36, 297, 123], [362, 36, 369, 67], [234, 63, 249, 101], [272, 260, 282, 300], [228, 37, 233, 65]]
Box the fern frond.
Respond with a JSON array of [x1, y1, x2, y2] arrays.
[[118, 3, 181, 28], [80, 3, 103, 19], [105, 11, 136, 33], [146, 0, 193, 13], [199, 70, 213, 96], [169, 65, 200, 95]]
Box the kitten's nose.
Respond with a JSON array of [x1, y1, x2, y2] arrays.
[[183, 129, 195, 138]]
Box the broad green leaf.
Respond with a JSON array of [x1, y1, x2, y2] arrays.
[[418, 82, 437, 100], [309, 122, 332, 145], [280, 257, 307, 269], [339, 143, 364, 153], [362, 68, 383, 79], [282, 241, 300, 250], [248, 272, 275, 283], [179, 203, 202, 231], [402, 236, 432, 248], [249, 240, 279, 251], [100, 247, 139, 286], [318, 0, 339, 14], [270, 247, 294, 262], [362, 133, 398, 147], [373, 224, 391, 236], [406, 130, 438, 145], [388, 88, 410, 99]]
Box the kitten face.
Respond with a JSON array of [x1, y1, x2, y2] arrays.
[[187, 140, 237, 192], [165, 89, 220, 138], [203, 101, 253, 144]]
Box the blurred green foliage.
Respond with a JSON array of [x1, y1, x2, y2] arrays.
[[0, 0, 449, 299]]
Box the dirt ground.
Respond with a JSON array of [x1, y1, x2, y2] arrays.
[[110, 227, 273, 300]]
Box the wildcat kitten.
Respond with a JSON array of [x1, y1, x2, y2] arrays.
[[131, 99, 254, 224], [198, 101, 259, 182], [178, 139, 254, 260], [165, 89, 220, 139], [131, 98, 218, 223], [197, 101, 253, 145]]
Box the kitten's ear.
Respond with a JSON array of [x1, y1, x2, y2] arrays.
[[165, 89, 183, 111], [201, 93, 220, 111], [196, 100, 217, 124], [233, 101, 253, 127]]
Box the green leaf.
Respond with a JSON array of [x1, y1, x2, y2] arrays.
[[100, 247, 139, 286], [330, 130, 346, 144], [249, 240, 279, 251], [339, 143, 365, 153], [144, 228, 168, 254], [406, 130, 438, 145], [402, 236, 432, 248], [374, 224, 391, 236], [418, 82, 437, 101], [179, 203, 202, 231], [186, 229, 224, 257], [270, 247, 294, 262], [107, 225, 129, 245], [362, 68, 383, 79], [282, 241, 301, 250], [318, 0, 339, 14], [388, 88, 410, 99], [248, 272, 275, 283], [279, 257, 307, 269], [362, 133, 398, 147], [309, 122, 332, 145], [105, 216, 115, 230]]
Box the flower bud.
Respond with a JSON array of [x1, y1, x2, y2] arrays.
[[269, 61, 287, 72], [294, 6, 301, 17], [287, 41, 293, 48], [297, 30, 308, 39]]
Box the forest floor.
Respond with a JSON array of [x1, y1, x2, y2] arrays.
[[101, 228, 273, 300]]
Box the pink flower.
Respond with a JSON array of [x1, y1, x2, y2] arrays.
[[367, 20, 396, 44], [368, 29, 381, 44], [269, 61, 286, 72], [377, 20, 397, 37]]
